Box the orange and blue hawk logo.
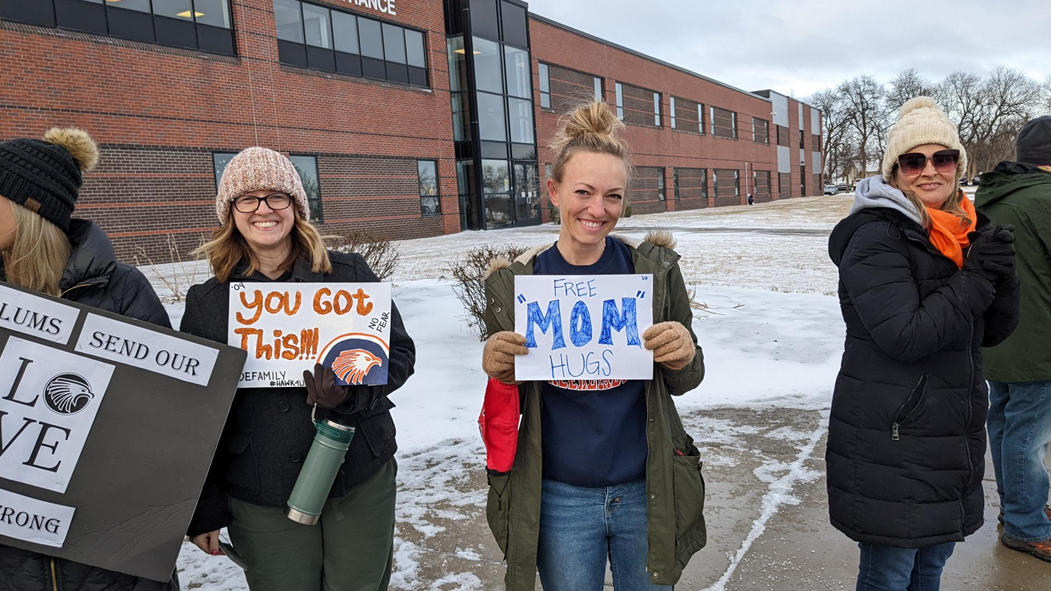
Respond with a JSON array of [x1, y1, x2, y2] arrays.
[[318, 333, 389, 386]]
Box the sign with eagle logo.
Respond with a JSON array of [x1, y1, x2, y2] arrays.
[[0, 281, 245, 581], [228, 282, 392, 387]]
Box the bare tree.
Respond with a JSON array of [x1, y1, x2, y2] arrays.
[[808, 88, 854, 183], [886, 68, 937, 114], [838, 75, 887, 178]]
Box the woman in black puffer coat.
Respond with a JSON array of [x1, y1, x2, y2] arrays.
[[0, 129, 174, 590], [827, 98, 1019, 591]]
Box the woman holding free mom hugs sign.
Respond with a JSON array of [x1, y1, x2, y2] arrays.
[[481, 102, 706, 591], [0, 130, 173, 589], [181, 147, 416, 591]]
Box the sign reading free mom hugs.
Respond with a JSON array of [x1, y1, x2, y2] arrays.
[[513, 275, 655, 381]]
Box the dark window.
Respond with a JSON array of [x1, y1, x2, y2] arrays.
[[382, 23, 407, 84], [669, 96, 702, 135], [405, 29, 427, 86], [213, 152, 238, 190], [508, 97, 533, 144], [418, 160, 440, 216], [473, 36, 502, 94], [0, 0, 56, 27], [673, 168, 680, 200], [108, 0, 154, 44], [538, 63, 550, 109], [752, 118, 770, 144], [358, 17, 385, 79], [56, 0, 106, 35], [482, 159, 512, 229], [500, 1, 528, 48], [504, 46, 530, 99], [332, 11, 361, 77], [275, 0, 307, 67], [154, 0, 198, 50], [470, 0, 499, 41], [616, 82, 660, 128], [289, 155, 322, 223], [4, 0, 234, 54], [477, 91, 507, 142], [303, 3, 334, 71], [657, 169, 666, 201]]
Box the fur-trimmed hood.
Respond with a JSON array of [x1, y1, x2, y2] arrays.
[[484, 230, 676, 279]]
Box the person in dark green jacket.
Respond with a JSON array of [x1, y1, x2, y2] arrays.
[[480, 102, 706, 591], [975, 115, 1051, 563]]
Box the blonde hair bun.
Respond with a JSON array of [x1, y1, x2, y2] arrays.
[[42, 128, 99, 172], [548, 102, 631, 185]]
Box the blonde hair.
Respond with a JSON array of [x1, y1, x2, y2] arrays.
[[889, 165, 968, 228], [548, 102, 633, 189], [197, 208, 332, 283], [2, 201, 72, 297]]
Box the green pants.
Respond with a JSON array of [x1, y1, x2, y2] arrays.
[[228, 458, 397, 591]]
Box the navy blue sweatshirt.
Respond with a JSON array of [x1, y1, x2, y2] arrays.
[[533, 237, 647, 487]]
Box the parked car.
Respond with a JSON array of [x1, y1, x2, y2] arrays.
[[959, 175, 969, 185], [824, 184, 839, 195], [836, 183, 849, 192], [971, 173, 981, 185]]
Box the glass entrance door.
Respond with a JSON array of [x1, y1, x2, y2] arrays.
[[513, 162, 541, 226]]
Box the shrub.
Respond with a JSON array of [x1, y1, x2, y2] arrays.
[[548, 201, 561, 224], [448, 244, 528, 341], [331, 230, 400, 282], [624, 201, 633, 217]]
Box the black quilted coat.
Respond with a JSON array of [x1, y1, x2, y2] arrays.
[[0, 219, 176, 590], [827, 206, 1019, 547]]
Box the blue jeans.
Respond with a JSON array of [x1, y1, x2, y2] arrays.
[[537, 478, 669, 591], [856, 542, 955, 591], [988, 380, 1051, 542]]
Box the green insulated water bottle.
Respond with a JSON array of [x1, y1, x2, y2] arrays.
[[286, 409, 355, 525]]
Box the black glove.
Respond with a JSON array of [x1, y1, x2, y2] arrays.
[[965, 225, 1015, 281], [303, 363, 370, 413]]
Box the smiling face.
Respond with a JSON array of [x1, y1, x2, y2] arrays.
[[548, 151, 627, 265], [894, 143, 958, 209], [231, 189, 295, 257]]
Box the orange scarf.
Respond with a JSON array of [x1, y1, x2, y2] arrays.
[[925, 192, 976, 268]]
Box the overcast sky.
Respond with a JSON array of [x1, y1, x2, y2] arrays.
[[525, 0, 1051, 99]]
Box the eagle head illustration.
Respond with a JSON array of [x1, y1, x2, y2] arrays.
[[331, 349, 382, 385], [44, 374, 95, 415]]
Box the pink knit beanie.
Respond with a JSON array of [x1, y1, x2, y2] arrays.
[[215, 147, 310, 224]]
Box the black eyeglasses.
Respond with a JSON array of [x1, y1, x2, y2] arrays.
[[233, 193, 292, 214], [897, 150, 960, 176]]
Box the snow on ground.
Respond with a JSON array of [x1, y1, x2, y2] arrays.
[[158, 196, 850, 589]]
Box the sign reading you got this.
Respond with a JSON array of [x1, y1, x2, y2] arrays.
[[513, 275, 655, 381], [229, 282, 392, 387], [0, 281, 244, 582]]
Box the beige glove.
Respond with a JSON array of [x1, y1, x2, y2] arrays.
[[483, 331, 528, 384], [643, 321, 695, 372]]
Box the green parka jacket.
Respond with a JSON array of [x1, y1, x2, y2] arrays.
[[482, 231, 707, 590], [975, 162, 1051, 382]]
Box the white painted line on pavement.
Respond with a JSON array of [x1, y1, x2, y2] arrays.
[[701, 423, 827, 591]]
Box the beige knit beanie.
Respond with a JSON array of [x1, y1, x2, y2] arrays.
[[881, 97, 967, 181], [215, 147, 310, 224]]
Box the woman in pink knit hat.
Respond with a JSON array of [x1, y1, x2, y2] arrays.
[[181, 146, 416, 591]]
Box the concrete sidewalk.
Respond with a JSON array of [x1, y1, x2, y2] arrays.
[[393, 406, 1051, 590]]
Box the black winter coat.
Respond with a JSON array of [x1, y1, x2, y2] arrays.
[[0, 220, 175, 591], [826, 207, 1019, 547], [182, 250, 415, 536]]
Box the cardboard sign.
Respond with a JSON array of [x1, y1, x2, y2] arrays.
[[0, 281, 245, 582], [513, 275, 654, 381], [228, 282, 392, 387]]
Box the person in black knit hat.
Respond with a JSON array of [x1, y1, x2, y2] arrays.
[[0, 129, 175, 591]]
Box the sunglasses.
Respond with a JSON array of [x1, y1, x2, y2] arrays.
[[896, 150, 960, 176]]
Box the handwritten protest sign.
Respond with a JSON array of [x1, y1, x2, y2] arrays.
[[514, 275, 654, 381], [228, 282, 392, 387], [0, 281, 245, 581]]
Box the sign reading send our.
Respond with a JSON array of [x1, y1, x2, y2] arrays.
[[513, 275, 655, 381], [0, 281, 245, 582]]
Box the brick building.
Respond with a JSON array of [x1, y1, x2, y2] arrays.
[[0, 0, 822, 263]]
